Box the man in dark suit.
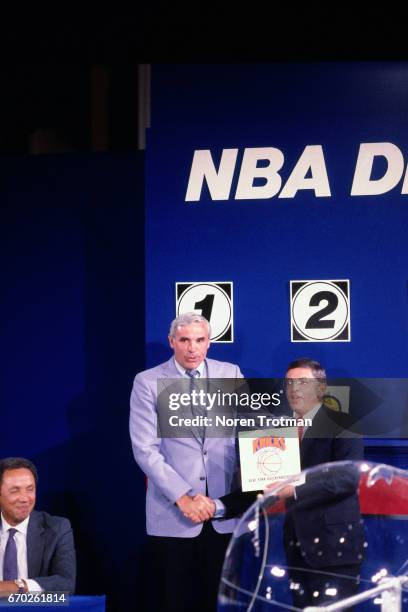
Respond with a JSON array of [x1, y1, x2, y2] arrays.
[[280, 358, 364, 608], [221, 358, 364, 608], [0, 457, 76, 595]]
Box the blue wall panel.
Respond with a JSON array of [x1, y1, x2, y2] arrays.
[[146, 63, 408, 380], [2, 153, 146, 611]]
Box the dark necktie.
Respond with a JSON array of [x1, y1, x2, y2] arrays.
[[3, 528, 18, 580], [186, 369, 206, 440]]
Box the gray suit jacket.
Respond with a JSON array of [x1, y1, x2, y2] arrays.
[[130, 357, 243, 536], [27, 510, 76, 592]]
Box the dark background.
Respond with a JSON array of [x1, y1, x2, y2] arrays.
[[1, 9, 408, 156], [2, 153, 145, 610], [2, 9, 408, 611]]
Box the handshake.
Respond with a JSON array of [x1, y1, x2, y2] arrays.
[[176, 493, 216, 524]]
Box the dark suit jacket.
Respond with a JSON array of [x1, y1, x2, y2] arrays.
[[285, 406, 364, 567], [221, 406, 364, 568], [26, 510, 76, 592]]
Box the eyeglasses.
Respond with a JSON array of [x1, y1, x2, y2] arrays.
[[284, 378, 318, 388]]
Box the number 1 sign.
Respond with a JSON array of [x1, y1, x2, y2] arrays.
[[290, 280, 351, 342], [176, 282, 234, 342]]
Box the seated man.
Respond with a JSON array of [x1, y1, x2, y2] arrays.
[[0, 457, 76, 595]]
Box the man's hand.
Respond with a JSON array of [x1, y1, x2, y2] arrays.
[[277, 484, 295, 499], [263, 483, 295, 499], [176, 494, 215, 523], [192, 494, 216, 522]]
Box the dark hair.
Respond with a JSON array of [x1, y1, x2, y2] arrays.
[[0, 457, 38, 487], [286, 358, 326, 382]]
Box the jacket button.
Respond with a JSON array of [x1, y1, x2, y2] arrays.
[[199, 476, 205, 481], [203, 450, 207, 455]]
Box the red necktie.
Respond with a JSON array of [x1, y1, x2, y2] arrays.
[[297, 425, 304, 444]]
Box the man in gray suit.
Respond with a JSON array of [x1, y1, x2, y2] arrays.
[[0, 457, 76, 595], [130, 313, 243, 612]]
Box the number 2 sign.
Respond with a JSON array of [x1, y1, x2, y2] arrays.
[[290, 280, 351, 342]]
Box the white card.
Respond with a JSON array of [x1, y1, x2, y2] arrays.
[[238, 427, 304, 492]]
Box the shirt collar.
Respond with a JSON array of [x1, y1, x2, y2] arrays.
[[174, 358, 206, 377], [293, 403, 321, 423], [1, 513, 29, 536]]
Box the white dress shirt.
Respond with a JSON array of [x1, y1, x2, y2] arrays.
[[174, 358, 206, 378], [0, 514, 42, 592], [295, 402, 322, 438]]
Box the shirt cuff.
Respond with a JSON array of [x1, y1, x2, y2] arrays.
[[213, 498, 226, 518], [25, 579, 43, 592]]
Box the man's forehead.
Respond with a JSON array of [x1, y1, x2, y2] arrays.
[[2, 468, 35, 486], [286, 366, 316, 379], [174, 323, 208, 337]]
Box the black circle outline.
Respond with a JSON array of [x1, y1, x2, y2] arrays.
[[291, 281, 349, 341], [177, 282, 232, 340]]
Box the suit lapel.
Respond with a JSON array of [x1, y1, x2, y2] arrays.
[[300, 405, 321, 464], [300, 405, 330, 466], [27, 511, 45, 578], [159, 357, 179, 378], [156, 358, 184, 407], [300, 435, 314, 467], [205, 358, 216, 378]]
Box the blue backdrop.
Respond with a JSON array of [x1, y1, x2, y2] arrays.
[[145, 63, 408, 461], [3, 63, 408, 611], [2, 153, 146, 611]]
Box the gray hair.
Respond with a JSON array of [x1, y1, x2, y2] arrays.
[[169, 312, 211, 338]]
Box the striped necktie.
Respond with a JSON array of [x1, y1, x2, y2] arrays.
[[185, 369, 206, 440]]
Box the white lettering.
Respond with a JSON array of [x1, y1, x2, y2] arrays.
[[206, 393, 217, 410], [215, 416, 256, 427], [235, 147, 284, 199], [279, 145, 331, 198], [185, 149, 238, 201], [185, 143, 408, 201], [351, 142, 404, 196], [400, 162, 408, 194]]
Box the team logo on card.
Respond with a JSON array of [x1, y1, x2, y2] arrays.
[[176, 282, 233, 342], [290, 280, 351, 342]]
